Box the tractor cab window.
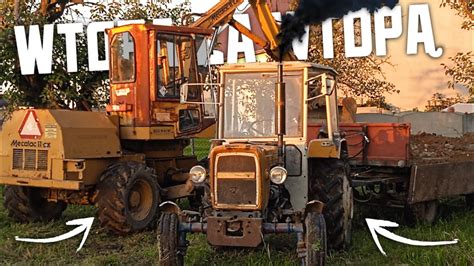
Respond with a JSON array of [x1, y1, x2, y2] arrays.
[[223, 71, 303, 138], [110, 32, 136, 83], [156, 34, 199, 100]]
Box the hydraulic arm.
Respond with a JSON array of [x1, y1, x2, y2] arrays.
[[191, 0, 296, 61]]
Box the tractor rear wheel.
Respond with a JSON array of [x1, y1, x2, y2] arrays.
[[3, 185, 66, 222], [309, 159, 353, 250], [157, 212, 184, 266], [304, 212, 327, 265], [96, 161, 160, 234]]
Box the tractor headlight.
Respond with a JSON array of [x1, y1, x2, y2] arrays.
[[270, 166, 287, 184], [189, 165, 206, 184]]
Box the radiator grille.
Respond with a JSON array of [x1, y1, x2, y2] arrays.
[[214, 154, 258, 207], [11, 149, 48, 171], [24, 149, 36, 170], [12, 149, 23, 170], [37, 150, 48, 171]]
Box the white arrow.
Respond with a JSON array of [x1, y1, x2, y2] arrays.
[[366, 218, 458, 256], [15, 217, 94, 252]]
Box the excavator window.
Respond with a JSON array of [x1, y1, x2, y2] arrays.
[[156, 34, 199, 100], [110, 32, 136, 83]]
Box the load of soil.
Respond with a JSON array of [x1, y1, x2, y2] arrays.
[[410, 133, 474, 164]]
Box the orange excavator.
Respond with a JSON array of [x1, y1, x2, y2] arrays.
[[0, 0, 301, 235]]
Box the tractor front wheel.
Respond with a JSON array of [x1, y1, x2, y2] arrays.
[[303, 212, 327, 265], [157, 212, 185, 266], [3, 185, 66, 222], [96, 161, 160, 234]]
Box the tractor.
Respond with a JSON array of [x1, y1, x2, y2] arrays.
[[157, 61, 353, 265]]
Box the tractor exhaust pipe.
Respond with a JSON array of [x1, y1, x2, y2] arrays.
[[275, 63, 286, 166]]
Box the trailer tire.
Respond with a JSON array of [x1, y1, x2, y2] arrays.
[[309, 159, 353, 250], [157, 212, 184, 266], [96, 161, 160, 234], [466, 194, 474, 208], [3, 186, 66, 223], [405, 200, 439, 225], [304, 212, 327, 266]]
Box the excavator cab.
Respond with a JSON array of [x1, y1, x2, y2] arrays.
[[106, 24, 214, 140]]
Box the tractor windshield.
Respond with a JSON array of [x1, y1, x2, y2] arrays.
[[222, 71, 303, 138]]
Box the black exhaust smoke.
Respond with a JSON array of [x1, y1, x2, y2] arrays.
[[278, 0, 399, 58]]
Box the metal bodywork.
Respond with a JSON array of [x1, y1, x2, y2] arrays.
[[0, 109, 119, 191], [408, 161, 474, 204]]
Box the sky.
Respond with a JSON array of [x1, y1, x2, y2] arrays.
[[14, 0, 473, 110], [380, 0, 472, 110]]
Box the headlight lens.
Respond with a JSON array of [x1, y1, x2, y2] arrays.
[[189, 165, 207, 183], [270, 166, 287, 184]]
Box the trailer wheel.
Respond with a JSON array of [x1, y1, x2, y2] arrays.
[[466, 194, 474, 208], [309, 159, 353, 250], [96, 161, 160, 234], [3, 186, 66, 223], [405, 200, 439, 225], [157, 212, 184, 266], [304, 212, 327, 266]]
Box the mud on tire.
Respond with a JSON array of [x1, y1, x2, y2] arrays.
[[304, 212, 327, 266], [3, 185, 66, 222], [309, 159, 353, 250], [96, 161, 160, 234], [157, 212, 184, 266]]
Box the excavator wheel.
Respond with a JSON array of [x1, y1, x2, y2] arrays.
[[96, 161, 160, 234], [309, 159, 353, 251], [3, 185, 66, 223]]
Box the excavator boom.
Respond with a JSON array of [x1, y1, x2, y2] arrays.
[[191, 0, 296, 61]]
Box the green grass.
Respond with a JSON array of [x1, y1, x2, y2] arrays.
[[184, 138, 211, 161], [0, 184, 472, 265]]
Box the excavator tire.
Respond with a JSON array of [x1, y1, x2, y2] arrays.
[[96, 161, 160, 234], [3, 185, 66, 222]]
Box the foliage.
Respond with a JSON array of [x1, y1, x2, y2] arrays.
[[440, 0, 473, 100], [425, 92, 466, 111], [0, 0, 190, 113], [441, 52, 473, 97], [286, 0, 399, 105], [440, 0, 473, 30]]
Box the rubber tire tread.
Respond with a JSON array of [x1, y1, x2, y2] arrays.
[[158, 212, 183, 266], [3, 186, 66, 222], [305, 212, 327, 266], [96, 161, 159, 235]]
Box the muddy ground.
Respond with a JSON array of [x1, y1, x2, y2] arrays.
[[410, 133, 474, 164]]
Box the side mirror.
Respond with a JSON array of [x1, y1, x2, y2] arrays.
[[325, 79, 335, 95]]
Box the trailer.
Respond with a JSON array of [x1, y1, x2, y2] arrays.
[[309, 122, 474, 223]]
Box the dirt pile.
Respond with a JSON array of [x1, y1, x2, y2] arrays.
[[410, 133, 474, 164]]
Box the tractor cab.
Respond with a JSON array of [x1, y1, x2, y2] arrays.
[[106, 24, 215, 140]]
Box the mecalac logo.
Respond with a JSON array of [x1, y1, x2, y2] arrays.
[[10, 140, 51, 149]]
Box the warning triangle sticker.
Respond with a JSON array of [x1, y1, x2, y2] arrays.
[[19, 110, 42, 139]]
